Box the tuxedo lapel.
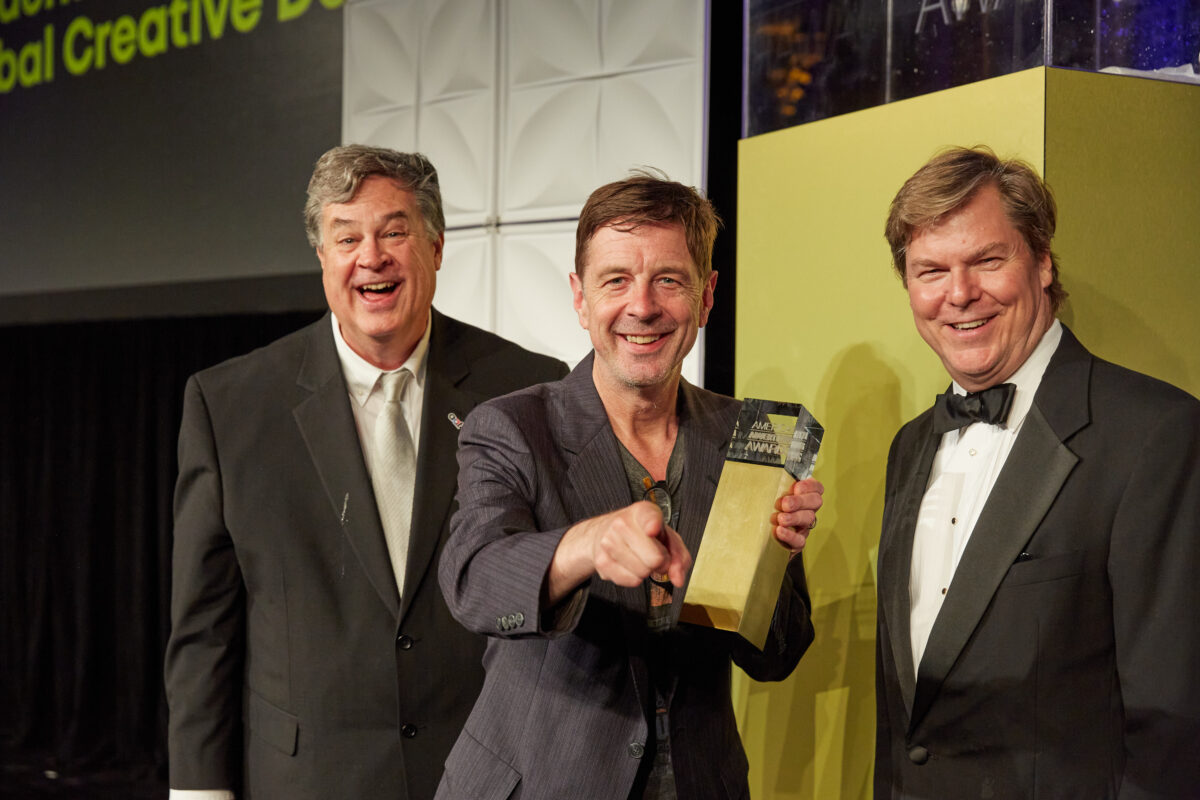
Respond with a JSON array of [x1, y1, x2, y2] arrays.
[[909, 329, 1091, 730], [402, 313, 479, 621], [292, 316, 400, 619], [880, 413, 941, 718]]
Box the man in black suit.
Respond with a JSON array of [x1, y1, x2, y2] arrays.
[[436, 173, 825, 799], [875, 146, 1200, 798], [163, 145, 566, 800]]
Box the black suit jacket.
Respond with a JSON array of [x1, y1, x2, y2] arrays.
[[436, 355, 815, 800], [164, 310, 566, 800], [875, 325, 1200, 799]]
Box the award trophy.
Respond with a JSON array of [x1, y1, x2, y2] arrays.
[[680, 399, 823, 649]]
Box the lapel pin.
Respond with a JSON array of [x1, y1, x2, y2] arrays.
[[447, 412, 464, 430]]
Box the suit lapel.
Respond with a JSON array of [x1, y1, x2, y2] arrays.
[[879, 413, 941, 718], [672, 382, 738, 621], [909, 327, 1091, 730], [556, 355, 648, 621], [292, 315, 400, 619], [401, 312, 480, 621], [559, 355, 637, 567]]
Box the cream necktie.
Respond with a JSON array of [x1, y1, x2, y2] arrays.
[[373, 369, 416, 598]]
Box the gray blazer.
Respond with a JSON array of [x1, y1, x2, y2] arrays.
[[437, 354, 815, 800], [875, 325, 1200, 799], [165, 310, 566, 800]]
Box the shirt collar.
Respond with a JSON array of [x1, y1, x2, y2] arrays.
[[951, 318, 1062, 429], [329, 312, 432, 408]]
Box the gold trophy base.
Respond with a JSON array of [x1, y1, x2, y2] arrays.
[[680, 461, 794, 650]]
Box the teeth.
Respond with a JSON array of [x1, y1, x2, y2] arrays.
[[624, 334, 661, 344], [953, 320, 986, 330], [360, 282, 395, 292]]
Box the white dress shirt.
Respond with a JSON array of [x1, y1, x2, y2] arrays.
[[169, 314, 431, 800], [330, 311, 430, 463], [909, 320, 1062, 672]]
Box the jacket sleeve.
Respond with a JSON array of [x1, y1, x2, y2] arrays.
[[1111, 396, 1200, 798], [163, 375, 245, 792], [726, 552, 815, 682], [438, 400, 584, 640]]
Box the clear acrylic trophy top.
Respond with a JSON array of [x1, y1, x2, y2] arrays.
[[726, 398, 824, 480]]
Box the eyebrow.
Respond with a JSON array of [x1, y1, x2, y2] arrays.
[[327, 210, 411, 231], [966, 241, 1008, 260], [908, 241, 1008, 270]]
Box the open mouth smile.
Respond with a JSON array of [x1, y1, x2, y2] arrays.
[[358, 281, 398, 296]]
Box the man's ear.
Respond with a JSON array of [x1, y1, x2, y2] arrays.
[[698, 270, 718, 327], [432, 233, 445, 270], [570, 272, 589, 330]]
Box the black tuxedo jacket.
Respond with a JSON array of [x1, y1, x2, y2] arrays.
[[164, 310, 566, 800], [436, 355, 814, 799], [875, 326, 1200, 799]]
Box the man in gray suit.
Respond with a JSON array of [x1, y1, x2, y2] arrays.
[[875, 146, 1200, 798], [164, 145, 566, 800], [436, 173, 825, 799]]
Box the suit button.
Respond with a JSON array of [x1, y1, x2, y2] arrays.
[[908, 745, 929, 765], [401, 723, 418, 738], [397, 634, 413, 650], [627, 742, 644, 759]]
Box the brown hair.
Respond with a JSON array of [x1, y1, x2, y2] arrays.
[[575, 169, 721, 280], [304, 145, 444, 248], [885, 146, 1067, 312]]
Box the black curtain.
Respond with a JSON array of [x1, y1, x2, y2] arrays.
[[0, 311, 321, 792]]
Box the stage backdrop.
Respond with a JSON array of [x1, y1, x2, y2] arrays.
[[0, 0, 344, 322]]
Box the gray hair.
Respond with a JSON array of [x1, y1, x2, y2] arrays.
[[304, 145, 444, 248]]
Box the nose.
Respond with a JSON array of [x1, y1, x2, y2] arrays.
[[946, 267, 979, 307], [626, 278, 661, 320], [357, 236, 392, 270]]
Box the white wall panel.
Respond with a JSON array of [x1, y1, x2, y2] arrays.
[[343, 1, 420, 126], [344, 107, 417, 154], [597, 66, 704, 185], [434, 228, 495, 329], [601, 0, 704, 69], [344, 0, 708, 384], [494, 222, 590, 366], [420, 1, 496, 100], [501, 81, 601, 221], [419, 95, 494, 227], [507, 0, 602, 87]]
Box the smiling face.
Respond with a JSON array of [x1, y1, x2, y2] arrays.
[[571, 221, 716, 402], [905, 183, 1055, 391], [317, 175, 443, 369]]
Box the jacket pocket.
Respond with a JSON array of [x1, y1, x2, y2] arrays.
[[1000, 549, 1088, 588], [438, 729, 520, 799], [246, 690, 298, 756]]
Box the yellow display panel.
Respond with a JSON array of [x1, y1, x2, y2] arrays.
[[1047, 69, 1200, 398], [734, 68, 1046, 799], [734, 64, 1200, 799]]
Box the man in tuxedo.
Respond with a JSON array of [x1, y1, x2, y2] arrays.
[[436, 173, 825, 799], [875, 146, 1200, 798], [163, 145, 566, 800]]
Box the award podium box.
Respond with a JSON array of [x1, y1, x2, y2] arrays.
[[680, 399, 822, 649]]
